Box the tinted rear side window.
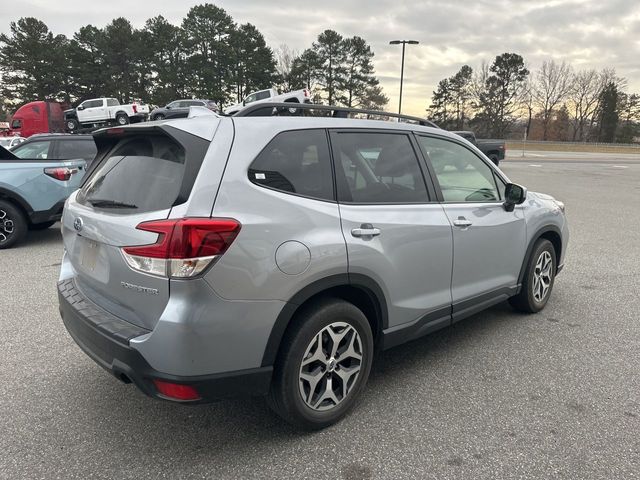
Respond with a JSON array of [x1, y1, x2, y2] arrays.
[[331, 132, 429, 203], [78, 136, 186, 213], [57, 139, 97, 161], [248, 129, 334, 201]]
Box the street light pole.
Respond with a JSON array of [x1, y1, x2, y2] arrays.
[[390, 40, 419, 115]]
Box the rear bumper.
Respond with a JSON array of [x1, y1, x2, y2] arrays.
[[58, 279, 272, 403]]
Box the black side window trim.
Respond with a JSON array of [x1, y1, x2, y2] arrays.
[[328, 128, 437, 205], [247, 127, 337, 203], [414, 132, 508, 204]]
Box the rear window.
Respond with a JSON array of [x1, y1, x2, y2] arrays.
[[78, 135, 187, 213], [56, 139, 97, 162]]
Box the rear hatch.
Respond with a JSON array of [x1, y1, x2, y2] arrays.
[[62, 126, 211, 330]]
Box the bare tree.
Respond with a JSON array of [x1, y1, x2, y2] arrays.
[[533, 60, 573, 140], [274, 44, 298, 92], [567, 69, 600, 141]]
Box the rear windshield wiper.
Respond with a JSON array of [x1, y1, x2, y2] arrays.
[[88, 199, 138, 209]]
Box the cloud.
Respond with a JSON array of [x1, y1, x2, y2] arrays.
[[2, 0, 639, 115]]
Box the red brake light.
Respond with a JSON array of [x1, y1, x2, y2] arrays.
[[125, 218, 241, 259], [121, 218, 241, 278], [132, 104, 138, 114], [44, 167, 76, 181], [106, 128, 125, 135], [153, 380, 201, 401]]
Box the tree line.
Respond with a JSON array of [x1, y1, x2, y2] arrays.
[[428, 53, 639, 143], [0, 3, 387, 114]]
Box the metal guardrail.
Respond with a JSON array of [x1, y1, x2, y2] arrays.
[[506, 139, 640, 149]]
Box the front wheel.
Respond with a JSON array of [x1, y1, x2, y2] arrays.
[[152, 113, 165, 121], [0, 200, 27, 249], [509, 239, 556, 313], [267, 298, 374, 430]]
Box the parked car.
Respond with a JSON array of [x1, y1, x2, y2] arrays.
[[0, 144, 86, 248], [11, 134, 97, 165], [224, 88, 311, 115], [64, 98, 150, 132], [451, 130, 505, 165], [0, 136, 26, 149], [9, 101, 66, 138], [58, 105, 568, 430], [150, 99, 218, 121]]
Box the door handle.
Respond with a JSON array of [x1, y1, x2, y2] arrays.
[[453, 217, 473, 228], [351, 223, 381, 238]]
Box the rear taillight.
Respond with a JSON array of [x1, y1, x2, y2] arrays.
[[304, 89, 310, 98], [132, 104, 138, 114], [153, 380, 201, 401], [44, 167, 78, 181], [121, 218, 241, 278]]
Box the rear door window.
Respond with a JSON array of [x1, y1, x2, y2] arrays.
[[78, 135, 187, 213], [12, 140, 52, 159], [331, 131, 430, 203], [248, 129, 334, 201], [56, 139, 97, 161]]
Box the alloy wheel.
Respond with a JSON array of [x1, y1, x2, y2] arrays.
[[0, 209, 14, 244], [532, 250, 553, 302], [298, 322, 363, 412]]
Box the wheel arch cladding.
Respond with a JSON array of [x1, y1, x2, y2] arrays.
[[260, 274, 387, 367], [518, 225, 562, 285]]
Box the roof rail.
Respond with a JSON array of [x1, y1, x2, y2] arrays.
[[232, 102, 439, 128]]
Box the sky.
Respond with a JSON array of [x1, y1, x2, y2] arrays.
[[2, 0, 640, 116]]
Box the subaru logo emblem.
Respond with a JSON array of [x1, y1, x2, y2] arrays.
[[73, 217, 83, 232]]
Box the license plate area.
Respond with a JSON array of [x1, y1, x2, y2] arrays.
[[80, 237, 99, 272]]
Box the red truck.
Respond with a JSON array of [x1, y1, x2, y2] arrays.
[[9, 101, 66, 138]]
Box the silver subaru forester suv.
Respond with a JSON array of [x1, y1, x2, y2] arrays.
[[58, 105, 568, 429]]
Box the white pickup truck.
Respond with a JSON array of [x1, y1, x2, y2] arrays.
[[64, 98, 150, 132], [224, 88, 311, 115]]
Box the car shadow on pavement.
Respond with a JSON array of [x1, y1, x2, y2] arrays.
[[20, 225, 62, 248]]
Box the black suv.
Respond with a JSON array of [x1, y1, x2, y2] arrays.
[[11, 134, 98, 166]]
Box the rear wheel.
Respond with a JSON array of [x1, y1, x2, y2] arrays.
[[153, 113, 165, 121], [30, 220, 56, 230], [267, 298, 374, 430], [0, 200, 27, 249], [488, 153, 499, 166], [66, 118, 79, 132], [509, 239, 556, 313], [115, 113, 129, 125]]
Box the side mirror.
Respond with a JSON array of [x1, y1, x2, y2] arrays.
[[165, 105, 172, 109], [77, 105, 85, 111], [242, 100, 246, 106], [504, 183, 527, 212]]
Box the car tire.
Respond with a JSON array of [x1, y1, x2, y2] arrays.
[[153, 114, 165, 121], [115, 113, 130, 126], [509, 239, 556, 313], [66, 119, 79, 132], [0, 200, 27, 249], [489, 153, 499, 166], [267, 298, 374, 430], [30, 220, 56, 230]]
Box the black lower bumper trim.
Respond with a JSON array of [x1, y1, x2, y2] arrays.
[[58, 279, 273, 402], [30, 200, 66, 224]]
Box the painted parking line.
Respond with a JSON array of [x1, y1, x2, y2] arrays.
[[612, 165, 629, 168], [529, 164, 543, 167]]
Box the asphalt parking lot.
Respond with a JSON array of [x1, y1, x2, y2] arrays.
[[1, 156, 639, 479]]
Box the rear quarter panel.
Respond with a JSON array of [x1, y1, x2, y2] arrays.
[[0, 160, 86, 212]]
